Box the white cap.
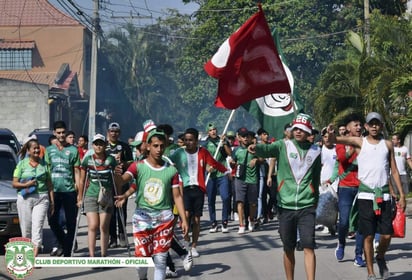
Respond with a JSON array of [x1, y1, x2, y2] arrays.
[[92, 134, 106, 143], [23, 135, 37, 145]]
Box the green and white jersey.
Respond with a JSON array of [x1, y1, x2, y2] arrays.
[[45, 144, 80, 192], [232, 146, 258, 184], [81, 154, 117, 197], [255, 139, 321, 210], [13, 158, 50, 194], [205, 137, 228, 178], [126, 159, 179, 211]]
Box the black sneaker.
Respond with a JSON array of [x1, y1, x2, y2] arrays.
[[209, 221, 218, 233], [376, 256, 389, 279], [119, 233, 127, 248], [50, 247, 58, 256], [109, 239, 118, 248], [221, 221, 229, 233]]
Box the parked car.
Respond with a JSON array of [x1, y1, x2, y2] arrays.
[[28, 128, 54, 147], [0, 128, 21, 155], [0, 144, 20, 250]]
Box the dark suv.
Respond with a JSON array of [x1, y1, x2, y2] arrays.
[[28, 128, 54, 147], [0, 128, 21, 155], [0, 144, 20, 249]]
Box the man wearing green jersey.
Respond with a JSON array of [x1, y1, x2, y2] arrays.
[[249, 113, 321, 280], [46, 120, 80, 257]]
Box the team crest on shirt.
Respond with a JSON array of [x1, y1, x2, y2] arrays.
[[144, 178, 164, 205], [306, 156, 314, 165], [289, 152, 298, 159], [65, 150, 70, 156]]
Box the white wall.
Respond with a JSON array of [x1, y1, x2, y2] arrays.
[[0, 79, 49, 143]]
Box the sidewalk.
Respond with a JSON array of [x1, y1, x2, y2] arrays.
[[1, 197, 412, 280]]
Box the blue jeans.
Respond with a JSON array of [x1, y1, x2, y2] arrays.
[[137, 252, 168, 280], [206, 176, 230, 223], [337, 187, 363, 255], [257, 176, 266, 218]]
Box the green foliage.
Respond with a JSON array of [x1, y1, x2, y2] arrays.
[[97, 0, 411, 137], [313, 9, 412, 135]]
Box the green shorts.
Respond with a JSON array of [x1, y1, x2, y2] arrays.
[[83, 195, 113, 214]]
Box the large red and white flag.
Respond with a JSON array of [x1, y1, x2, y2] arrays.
[[204, 5, 291, 109]]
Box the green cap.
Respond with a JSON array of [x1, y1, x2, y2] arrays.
[[147, 129, 166, 143], [226, 131, 235, 138], [206, 123, 216, 131]]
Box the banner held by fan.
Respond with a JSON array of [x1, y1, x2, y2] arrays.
[[204, 4, 291, 110]]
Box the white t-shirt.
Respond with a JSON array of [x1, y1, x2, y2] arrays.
[[320, 145, 338, 193], [321, 145, 337, 183], [394, 146, 411, 175]]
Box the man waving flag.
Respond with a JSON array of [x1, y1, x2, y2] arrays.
[[204, 4, 291, 110]]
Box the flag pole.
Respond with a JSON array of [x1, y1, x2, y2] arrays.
[[205, 109, 236, 185]]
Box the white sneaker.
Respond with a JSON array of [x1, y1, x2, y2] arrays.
[[165, 266, 178, 278], [321, 227, 330, 234], [209, 224, 218, 233], [181, 252, 193, 271], [221, 223, 229, 233], [238, 226, 245, 234], [248, 221, 255, 232], [191, 247, 200, 258], [234, 212, 239, 221], [374, 241, 379, 253]]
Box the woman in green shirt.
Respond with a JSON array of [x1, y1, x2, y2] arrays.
[[13, 138, 54, 257], [77, 134, 117, 258]]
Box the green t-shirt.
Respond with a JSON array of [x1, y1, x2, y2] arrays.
[[128, 160, 179, 211], [205, 137, 228, 178], [13, 158, 50, 194], [45, 144, 80, 192], [81, 154, 117, 197], [232, 146, 258, 184]]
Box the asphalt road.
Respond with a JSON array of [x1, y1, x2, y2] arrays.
[[1, 197, 412, 280]]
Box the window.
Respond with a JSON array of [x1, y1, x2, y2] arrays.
[[0, 49, 32, 70]]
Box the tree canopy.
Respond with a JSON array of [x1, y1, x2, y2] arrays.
[[97, 0, 411, 138]]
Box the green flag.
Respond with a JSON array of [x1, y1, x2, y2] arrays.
[[243, 29, 303, 140]]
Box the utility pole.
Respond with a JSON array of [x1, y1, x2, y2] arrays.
[[364, 0, 370, 55], [88, 0, 100, 146]]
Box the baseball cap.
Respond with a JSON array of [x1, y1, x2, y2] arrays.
[[206, 123, 216, 131], [365, 112, 383, 124], [237, 127, 254, 137], [147, 129, 166, 143], [226, 131, 236, 138], [23, 134, 37, 145], [108, 122, 120, 131], [130, 131, 144, 147], [92, 133, 106, 143], [291, 113, 313, 134], [143, 119, 156, 133]]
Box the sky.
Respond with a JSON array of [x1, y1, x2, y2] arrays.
[[49, 0, 199, 31]]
